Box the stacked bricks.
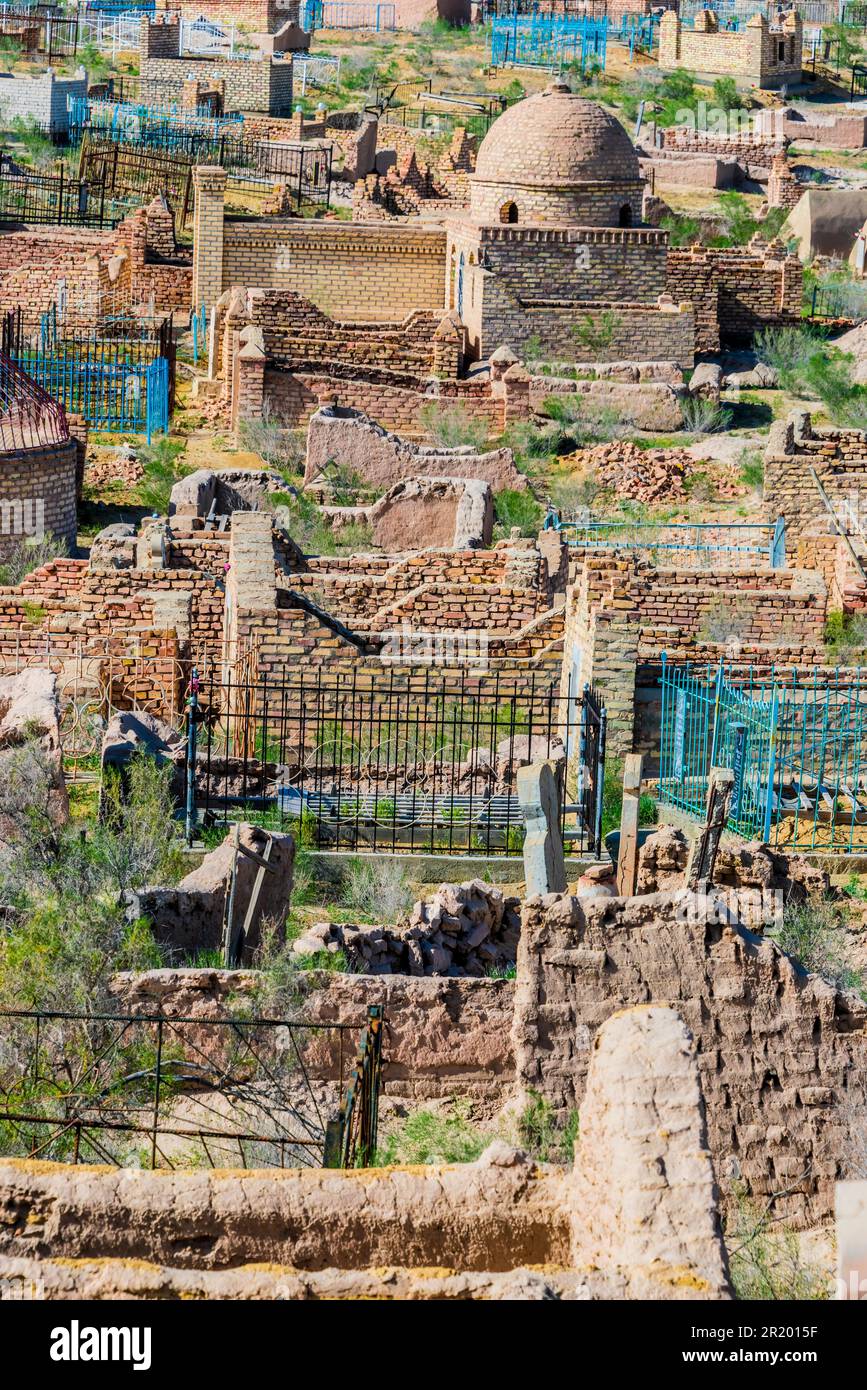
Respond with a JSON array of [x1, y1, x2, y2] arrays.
[[244, 290, 457, 379], [140, 19, 293, 115], [658, 10, 803, 89], [0, 440, 78, 560], [666, 240, 802, 352], [658, 126, 786, 169]]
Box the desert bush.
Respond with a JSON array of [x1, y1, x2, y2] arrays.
[[493, 487, 544, 539], [572, 310, 621, 357], [518, 1090, 580, 1163], [738, 448, 764, 490], [0, 533, 67, 587], [375, 1101, 489, 1165], [418, 401, 491, 451], [237, 402, 305, 479], [725, 1185, 831, 1299], [824, 609, 867, 664], [136, 438, 188, 515], [340, 856, 414, 923], [542, 395, 625, 447], [769, 899, 861, 993], [680, 395, 732, 434]]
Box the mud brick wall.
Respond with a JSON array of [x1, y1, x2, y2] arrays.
[[514, 891, 867, 1227], [778, 112, 867, 149], [764, 415, 867, 540], [218, 220, 447, 320], [658, 127, 785, 168], [263, 367, 508, 434], [247, 291, 453, 377], [667, 243, 802, 351], [110, 967, 514, 1106], [79, 566, 225, 658], [659, 11, 802, 88], [0, 440, 78, 559]]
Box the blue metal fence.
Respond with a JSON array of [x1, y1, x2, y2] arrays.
[[543, 513, 787, 570], [490, 14, 608, 71], [301, 0, 396, 30], [191, 303, 207, 366], [67, 96, 243, 148], [659, 658, 867, 852]]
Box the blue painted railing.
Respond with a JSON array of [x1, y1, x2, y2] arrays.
[[659, 658, 867, 853], [543, 513, 787, 570]]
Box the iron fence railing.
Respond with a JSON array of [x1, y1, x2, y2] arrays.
[[301, 0, 397, 30], [327, 1005, 384, 1167], [544, 512, 787, 570], [0, 348, 69, 451], [185, 667, 607, 857], [659, 657, 867, 853], [0, 1005, 386, 1170], [0, 161, 115, 229], [1, 305, 172, 440], [490, 13, 609, 70]]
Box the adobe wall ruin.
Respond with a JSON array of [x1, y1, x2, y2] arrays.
[[667, 239, 803, 352], [0, 1004, 731, 1299], [764, 410, 867, 541], [514, 888, 867, 1227], [304, 404, 527, 492]]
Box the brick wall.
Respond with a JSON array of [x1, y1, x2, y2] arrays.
[[0, 439, 78, 559], [667, 239, 802, 351], [219, 219, 447, 321], [447, 222, 670, 361], [154, 0, 288, 26], [659, 10, 803, 88], [141, 21, 293, 114], [246, 290, 457, 378]]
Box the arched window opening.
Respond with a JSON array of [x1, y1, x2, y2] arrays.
[[618, 203, 633, 227], [499, 201, 518, 224]]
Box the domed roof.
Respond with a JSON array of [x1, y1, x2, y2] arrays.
[[474, 82, 640, 189]]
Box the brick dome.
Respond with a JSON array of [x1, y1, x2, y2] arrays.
[[470, 82, 644, 227]]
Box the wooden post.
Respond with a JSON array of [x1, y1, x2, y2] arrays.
[[616, 753, 644, 897], [684, 767, 735, 892]]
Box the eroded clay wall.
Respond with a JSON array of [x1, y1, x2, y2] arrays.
[[513, 891, 867, 1226]]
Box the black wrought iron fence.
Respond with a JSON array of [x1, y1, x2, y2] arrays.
[[0, 1006, 385, 1170], [186, 668, 606, 857], [0, 162, 114, 228]]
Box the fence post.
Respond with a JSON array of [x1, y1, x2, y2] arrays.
[[762, 691, 780, 843], [185, 667, 199, 844], [151, 1018, 163, 1170]]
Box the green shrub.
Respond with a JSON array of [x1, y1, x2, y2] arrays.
[[518, 1090, 580, 1163], [600, 758, 658, 840], [769, 899, 862, 993], [136, 438, 188, 515], [340, 856, 414, 923], [0, 533, 67, 587], [418, 401, 490, 450], [376, 1102, 489, 1165], [493, 487, 543, 539], [680, 395, 732, 434], [725, 1184, 832, 1300]]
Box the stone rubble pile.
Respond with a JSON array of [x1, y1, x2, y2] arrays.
[[561, 440, 745, 503], [292, 879, 520, 976]]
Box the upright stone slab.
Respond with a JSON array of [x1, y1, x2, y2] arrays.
[[517, 760, 566, 897]]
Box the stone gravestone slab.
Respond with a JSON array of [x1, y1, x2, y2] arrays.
[[518, 760, 566, 897]]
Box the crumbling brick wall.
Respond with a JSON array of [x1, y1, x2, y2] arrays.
[[667, 239, 802, 351], [765, 411, 867, 542], [513, 890, 867, 1226], [0, 440, 78, 559]]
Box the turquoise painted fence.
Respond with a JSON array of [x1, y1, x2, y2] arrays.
[[659, 658, 867, 853]]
